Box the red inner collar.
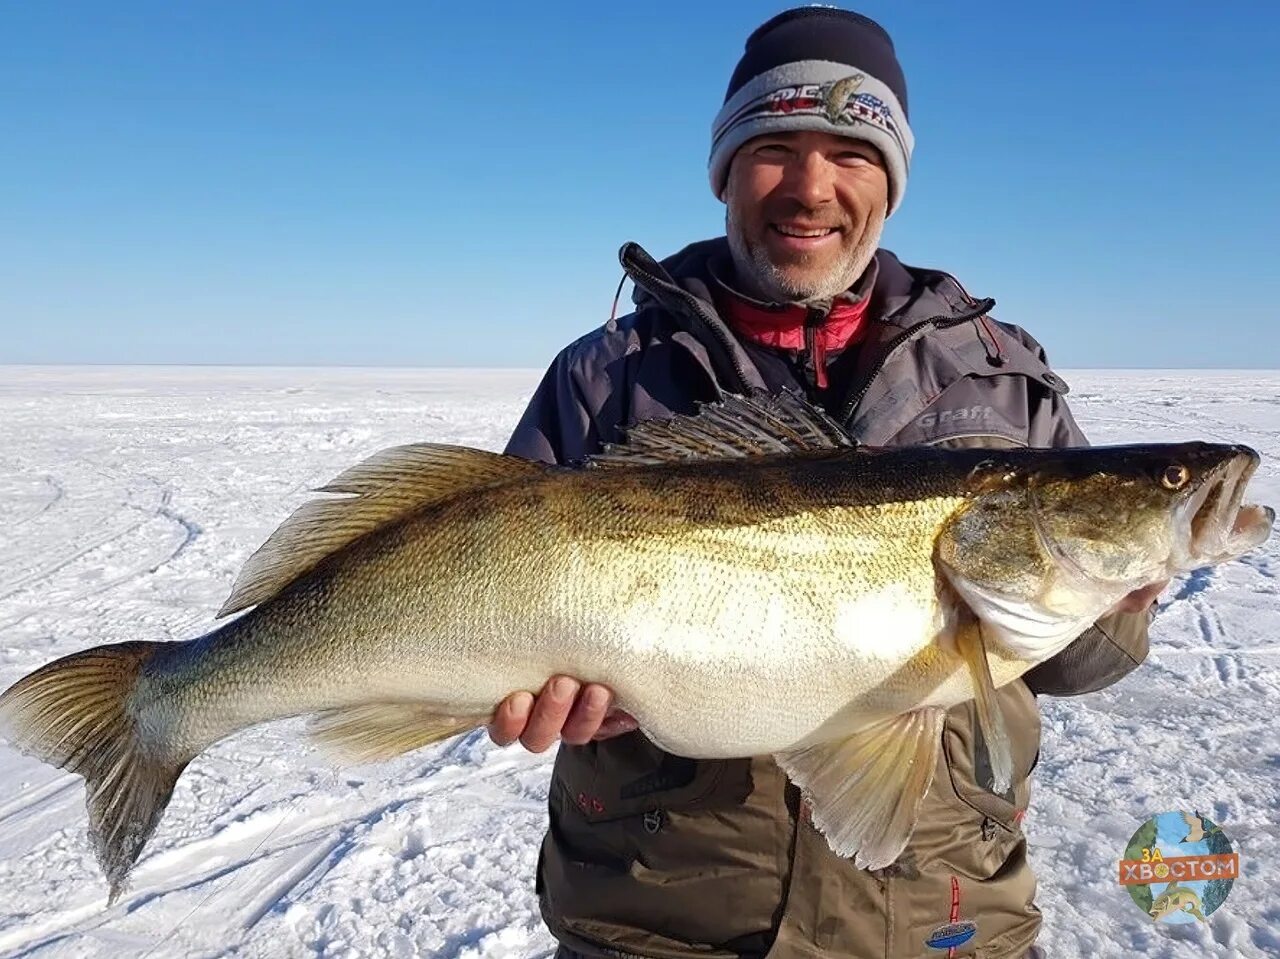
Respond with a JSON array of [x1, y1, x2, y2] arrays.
[[712, 286, 871, 389]]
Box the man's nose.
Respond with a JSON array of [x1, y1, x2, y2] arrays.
[[779, 150, 835, 208]]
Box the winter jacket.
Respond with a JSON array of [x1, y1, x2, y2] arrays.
[[504, 237, 1151, 959]]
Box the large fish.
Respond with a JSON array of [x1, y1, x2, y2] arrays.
[[0, 392, 1272, 904]]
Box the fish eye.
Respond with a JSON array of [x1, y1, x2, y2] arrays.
[[1161, 464, 1191, 490]]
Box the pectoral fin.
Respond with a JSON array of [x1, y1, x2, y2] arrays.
[[775, 708, 945, 870], [955, 618, 1013, 794], [307, 703, 489, 764]]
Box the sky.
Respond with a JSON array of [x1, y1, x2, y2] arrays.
[[2, 1, 1277, 369]]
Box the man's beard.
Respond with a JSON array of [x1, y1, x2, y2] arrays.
[[726, 198, 886, 304]]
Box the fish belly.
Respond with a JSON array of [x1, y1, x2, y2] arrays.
[[537, 563, 955, 759]]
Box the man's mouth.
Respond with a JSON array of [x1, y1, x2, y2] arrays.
[[771, 224, 839, 238], [766, 223, 842, 255]]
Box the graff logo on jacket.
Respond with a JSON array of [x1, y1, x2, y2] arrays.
[[764, 74, 896, 132], [917, 405, 995, 429]]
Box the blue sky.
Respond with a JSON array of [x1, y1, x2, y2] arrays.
[[2, 1, 1276, 368]]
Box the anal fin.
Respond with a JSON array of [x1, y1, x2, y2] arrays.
[[775, 708, 945, 870], [955, 618, 1013, 794], [307, 703, 489, 765]]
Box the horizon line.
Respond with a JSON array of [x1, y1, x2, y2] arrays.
[[4, 362, 1280, 373]]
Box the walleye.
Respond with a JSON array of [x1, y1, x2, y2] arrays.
[[1149, 881, 1207, 922], [0, 392, 1272, 904]]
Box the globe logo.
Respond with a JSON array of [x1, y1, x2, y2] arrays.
[[1117, 811, 1238, 923]]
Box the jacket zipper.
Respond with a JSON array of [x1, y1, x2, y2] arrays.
[[621, 257, 755, 394], [803, 305, 826, 392], [838, 298, 996, 423], [621, 243, 999, 418]]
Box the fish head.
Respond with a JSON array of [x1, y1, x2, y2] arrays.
[[1149, 885, 1200, 920], [1149, 892, 1177, 919], [1028, 443, 1272, 586], [938, 443, 1273, 660]]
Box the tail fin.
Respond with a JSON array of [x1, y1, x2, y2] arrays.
[[0, 641, 185, 904]]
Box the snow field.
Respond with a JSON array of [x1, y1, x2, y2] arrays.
[[0, 366, 1276, 958]]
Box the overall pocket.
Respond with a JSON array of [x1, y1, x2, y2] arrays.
[[543, 738, 787, 957], [939, 682, 1041, 832], [552, 733, 749, 826]]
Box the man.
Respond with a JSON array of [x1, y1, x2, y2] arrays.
[[491, 7, 1161, 958]]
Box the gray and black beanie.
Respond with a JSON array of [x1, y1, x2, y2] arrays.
[[709, 6, 914, 214]]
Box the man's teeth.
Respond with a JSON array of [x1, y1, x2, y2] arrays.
[[775, 225, 835, 237]]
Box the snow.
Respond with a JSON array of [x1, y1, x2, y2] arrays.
[[0, 365, 1276, 959]]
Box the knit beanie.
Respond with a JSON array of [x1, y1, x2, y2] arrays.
[[709, 6, 913, 215]]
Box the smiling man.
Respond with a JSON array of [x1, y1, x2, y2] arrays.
[[727, 130, 886, 302], [495, 7, 1159, 958]]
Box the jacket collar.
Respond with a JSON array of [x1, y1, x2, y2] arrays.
[[615, 237, 1064, 440], [703, 250, 879, 316], [705, 257, 875, 390], [623, 237, 970, 324]]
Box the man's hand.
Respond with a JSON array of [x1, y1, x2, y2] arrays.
[[488, 676, 638, 752], [1111, 578, 1171, 614]]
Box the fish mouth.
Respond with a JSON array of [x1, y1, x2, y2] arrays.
[[1178, 447, 1274, 567]]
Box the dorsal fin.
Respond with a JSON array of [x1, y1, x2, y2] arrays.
[[218, 444, 546, 617], [588, 390, 854, 467]]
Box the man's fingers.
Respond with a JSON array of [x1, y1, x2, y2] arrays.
[[561, 683, 613, 745], [490, 679, 633, 752], [488, 690, 533, 747], [1111, 578, 1171, 614], [593, 710, 640, 741], [520, 675, 580, 753]]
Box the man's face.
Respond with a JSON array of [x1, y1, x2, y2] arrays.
[[724, 130, 889, 303]]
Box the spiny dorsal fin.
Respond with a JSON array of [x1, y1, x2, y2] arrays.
[[589, 390, 854, 467], [218, 444, 546, 617]]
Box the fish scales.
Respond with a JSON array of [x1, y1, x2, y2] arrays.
[[153, 451, 976, 762]]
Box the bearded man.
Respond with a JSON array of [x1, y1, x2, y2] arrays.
[[491, 7, 1161, 958]]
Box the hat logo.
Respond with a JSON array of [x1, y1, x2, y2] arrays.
[[761, 74, 896, 137], [824, 74, 865, 123]]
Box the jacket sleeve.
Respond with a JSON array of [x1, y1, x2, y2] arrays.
[[1018, 340, 1153, 697], [504, 344, 606, 467]]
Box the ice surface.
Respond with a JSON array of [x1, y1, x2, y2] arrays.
[[0, 366, 1276, 958]]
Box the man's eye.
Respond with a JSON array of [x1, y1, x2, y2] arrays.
[[754, 144, 790, 157], [835, 153, 870, 165]]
